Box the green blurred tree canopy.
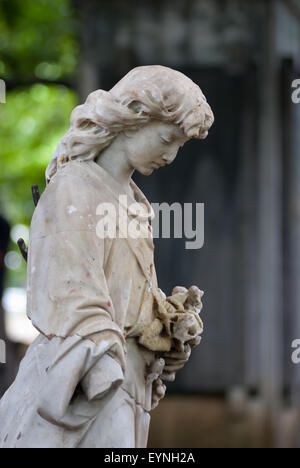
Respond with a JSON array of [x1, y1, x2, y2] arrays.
[[0, 0, 79, 224], [0, 0, 78, 80], [0, 84, 77, 223], [0, 0, 79, 286]]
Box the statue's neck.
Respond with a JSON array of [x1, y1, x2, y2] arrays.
[[96, 145, 134, 198]]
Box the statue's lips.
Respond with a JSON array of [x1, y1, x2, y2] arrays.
[[152, 162, 166, 169]]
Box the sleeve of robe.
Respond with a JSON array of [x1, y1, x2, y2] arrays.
[[26, 165, 127, 428]]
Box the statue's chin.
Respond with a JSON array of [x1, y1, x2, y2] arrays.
[[138, 167, 154, 176]]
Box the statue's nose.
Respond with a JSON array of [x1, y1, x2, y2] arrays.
[[162, 152, 176, 164]]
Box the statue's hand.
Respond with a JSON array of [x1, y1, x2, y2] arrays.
[[150, 337, 201, 408], [151, 378, 166, 410], [160, 343, 191, 382], [150, 347, 190, 408]]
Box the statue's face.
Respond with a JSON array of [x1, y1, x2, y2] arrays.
[[124, 120, 189, 176]]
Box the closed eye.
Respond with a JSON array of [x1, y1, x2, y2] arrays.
[[160, 136, 172, 144]]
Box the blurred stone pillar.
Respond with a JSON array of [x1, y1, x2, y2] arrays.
[[257, 0, 283, 444], [288, 67, 300, 443], [73, 0, 100, 101]]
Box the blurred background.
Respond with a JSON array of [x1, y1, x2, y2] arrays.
[[0, 0, 300, 448]]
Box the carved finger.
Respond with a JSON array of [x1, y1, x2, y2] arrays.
[[163, 349, 191, 360], [151, 380, 166, 410], [163, 358, 188, 367], [154, 384, 166, 398], [163, 363, 185, 373], [160, 372, 176, 382], [151, 398, 160, 410]]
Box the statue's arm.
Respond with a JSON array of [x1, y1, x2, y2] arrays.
[[30, 227, 126, 426]]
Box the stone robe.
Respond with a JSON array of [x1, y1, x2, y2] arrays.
[[0, 160, 162, 448]]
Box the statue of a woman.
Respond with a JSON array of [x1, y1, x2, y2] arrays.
[[0, 66, 214, 448]]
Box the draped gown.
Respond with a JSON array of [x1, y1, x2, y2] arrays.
[[0, 160, 165, 448]]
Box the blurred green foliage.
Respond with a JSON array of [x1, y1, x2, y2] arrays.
[[0, 83, 77, 224], [0, 0, 78, 80], [0, 0, 79, 286], [0, 83, 78, 286]]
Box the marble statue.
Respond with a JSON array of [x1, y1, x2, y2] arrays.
[[0, 65, 214, 448]]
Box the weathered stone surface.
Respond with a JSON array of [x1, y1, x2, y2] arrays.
[[0, 66, 213, 448]]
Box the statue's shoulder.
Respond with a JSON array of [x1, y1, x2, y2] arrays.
[[45, 160, 111, 203], [49, 160, 102, 189], [30, 161, 110, 236]]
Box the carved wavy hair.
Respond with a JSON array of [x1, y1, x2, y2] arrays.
[[46, 65, 214, 182]]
